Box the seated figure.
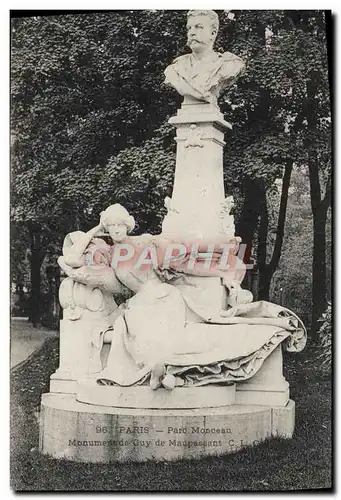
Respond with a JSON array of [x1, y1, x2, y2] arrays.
[[59, 204, 307, 392]]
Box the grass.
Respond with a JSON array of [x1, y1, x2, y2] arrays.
[[10, 336, 332, 492], [10, 318, 57, 368]]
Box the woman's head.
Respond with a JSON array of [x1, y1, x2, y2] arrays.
[[100, 204, 135, 242]]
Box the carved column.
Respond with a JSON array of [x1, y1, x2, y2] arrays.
[[162, 98, 232, 240], [162, 98, 233, 316]]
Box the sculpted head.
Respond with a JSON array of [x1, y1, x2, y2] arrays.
[[100, 204, 135, 243], [186, 10, 219, 54]]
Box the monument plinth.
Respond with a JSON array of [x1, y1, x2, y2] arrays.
[[161, 99, 233, 314], [40, 393, 295, 463], [162, 101, 231, 241], [39, 10, 307, 464]]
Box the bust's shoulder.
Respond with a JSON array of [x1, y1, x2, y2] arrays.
[[164, 54, 190, 79], [171, 53, 191, 65], [222, 51, 244, 62], [221, 51, 245, 66]]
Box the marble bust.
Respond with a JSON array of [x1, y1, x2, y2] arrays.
[[164, 10, 245, 104]]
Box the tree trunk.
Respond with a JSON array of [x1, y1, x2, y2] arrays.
[[257, 181, 269, 300], [29, 253, 42, 326], [236, 179, 263, 293], [311, 206, 328, 336], [306, 78, 331, 338], [258, 268, 273, 301], [44, 264, 60, 328], [28, 227, 47, 327], [258, 160, 294, 301]]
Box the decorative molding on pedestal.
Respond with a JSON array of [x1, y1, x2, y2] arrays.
[[169, 99, 232, 131], [76, 380, 236, 409], [184, 124, 205, 148]]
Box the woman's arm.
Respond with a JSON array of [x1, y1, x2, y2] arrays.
[[58, 256, 123, 294], [63, 223, 104, 268]]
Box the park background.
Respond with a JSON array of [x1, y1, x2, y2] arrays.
[[10, 10, 332, 491]]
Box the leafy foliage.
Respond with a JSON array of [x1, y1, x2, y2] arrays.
[[11, 12, 185, 236]]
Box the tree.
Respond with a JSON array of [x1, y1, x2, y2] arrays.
[[217, 11, 304, 298], [284, 11, 331, 336], [10, 11, 186, 323], [269, 167, 311, 325], [218, 11, 331, 322]]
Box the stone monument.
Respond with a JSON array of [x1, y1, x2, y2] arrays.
[[39, 10, 307, 463]]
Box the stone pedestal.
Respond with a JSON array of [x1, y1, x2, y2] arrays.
[[162, 99, 232, 241], [39, 393, 295, 463], [41, 343, 294, 463], [50, 279, 117, 394], [76, 381, 236, 409], [235, 345, 290, 406], [173, 276, 228, 320], [161, 99, 233, 314], [50, 316, 110, 394], [51, 337, 289, 406]]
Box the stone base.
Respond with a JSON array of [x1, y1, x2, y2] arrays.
[[235, 381, 290, 407], [50, 370, 79, 394], [50, 341, 289, 408], [39, 393, 295, 463], [76, 379, 236, 409]]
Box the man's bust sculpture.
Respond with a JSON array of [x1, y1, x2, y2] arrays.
[[164, 10, 245, 104]]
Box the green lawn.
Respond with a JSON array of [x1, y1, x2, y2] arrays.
[[10, 336, 332, 491]]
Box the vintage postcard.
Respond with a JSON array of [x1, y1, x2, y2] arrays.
[[10, 9, 332, 491]]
